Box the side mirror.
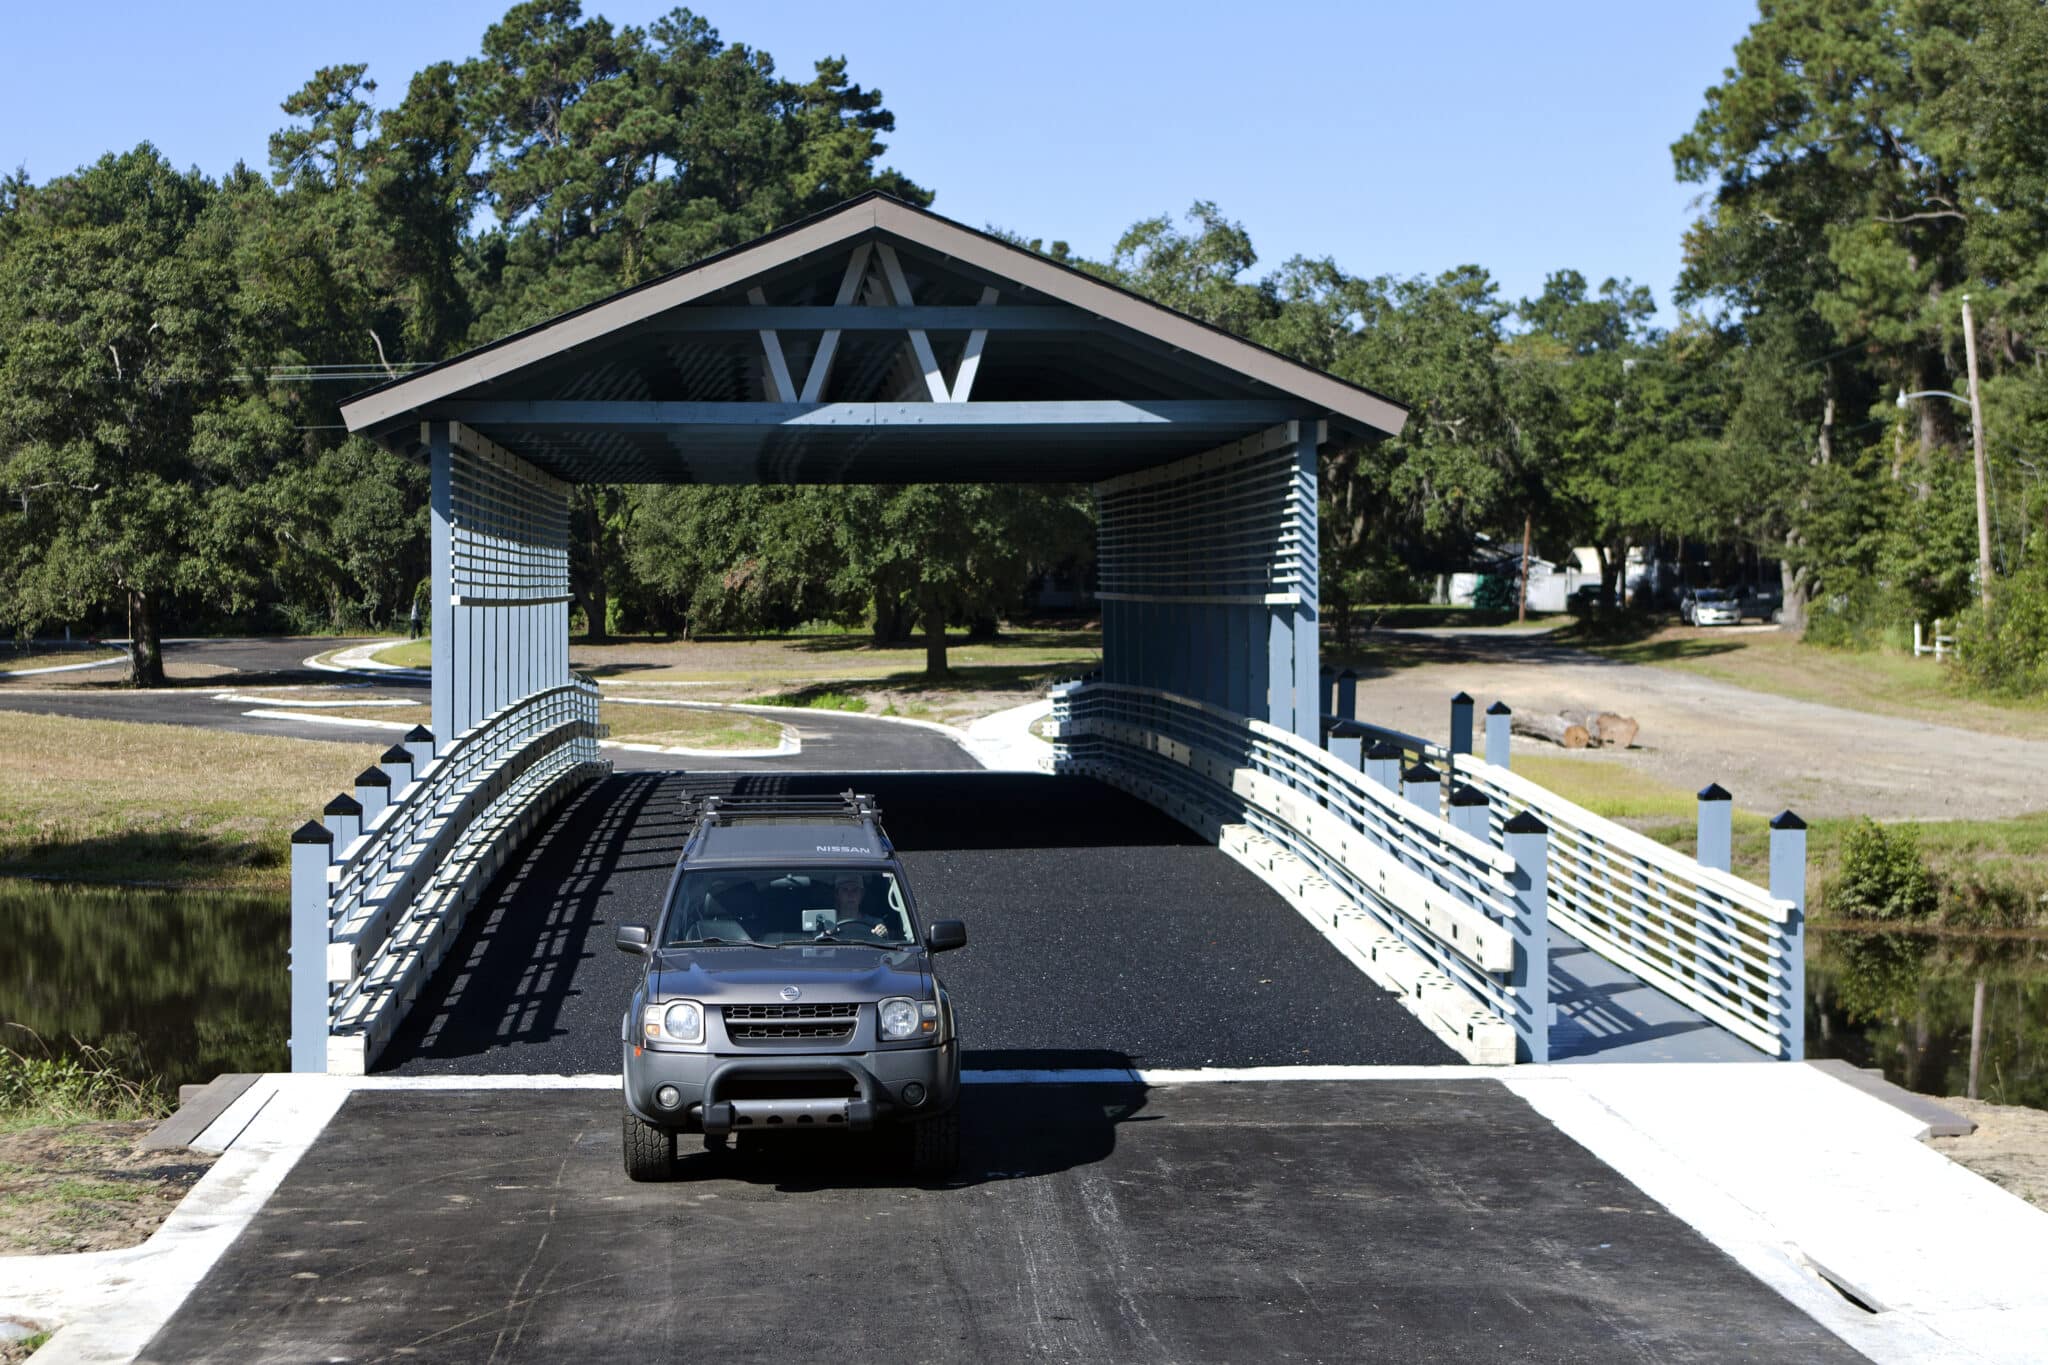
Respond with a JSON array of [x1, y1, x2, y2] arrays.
[[614, 924, 649, 955], [924, 920, 967, 954]]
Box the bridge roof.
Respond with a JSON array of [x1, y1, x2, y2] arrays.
[[341, 193, 1407, 484]]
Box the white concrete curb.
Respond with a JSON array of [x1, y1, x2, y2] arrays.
[[962, 697, 1054, 772], [0, 653, 127, 678], [304, 639, 429, 681], [240, 709, 415, 732]]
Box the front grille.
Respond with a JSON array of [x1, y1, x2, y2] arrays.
[[723, 1074, 859, 1101], [723, 1002, 858, 1043]]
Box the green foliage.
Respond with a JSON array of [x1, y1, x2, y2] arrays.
[[1470, 574, 1518, 614], [1956, 545, 2048, 697], [0, 1037, 167, 1129], [1829, 819, 1938, 922]]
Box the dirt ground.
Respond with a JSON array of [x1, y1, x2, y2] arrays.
[[1342, 630, 2048, 822], [1931, 1098, 2048, 1208], [0, 1121, 215, 1256]]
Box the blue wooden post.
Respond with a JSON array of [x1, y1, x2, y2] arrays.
[[428, 421, 455, 750], [354, 766, 391, 828], [1289, 424, 1320, 743], [290, 821, 333, 1073], [1696, 783, 1732, 871], [379, 744, 415, 801], [1770, 811, 1808, 1060], [1449, 691, 1475, 757], [1402, 762, 1439, 817], [1365, 740, 1403, 792], [1224, 606, 1251, 715], [404, 724, 435, 773], [322, 793, 362, 853], [1693, 784, 1733, 1002], [1447, 784, 1489, 843], [1267, 609, 1294, 735], [1336, 668, 1358, 721], [1484, 701, 1512, 769], [1503, 810, 1551, 1063], [1327, 720, 1364, 770], [1319, 666, 1334, 721]]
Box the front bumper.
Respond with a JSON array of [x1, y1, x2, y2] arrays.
[[623, 1040, 959, 1134]]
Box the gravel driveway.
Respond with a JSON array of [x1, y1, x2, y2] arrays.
[[1349, 630, 2048, 822]]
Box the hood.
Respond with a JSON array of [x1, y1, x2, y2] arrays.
[[647, 944, 929, 1004]]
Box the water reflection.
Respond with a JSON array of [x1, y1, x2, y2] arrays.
[[0, 881, 287, 1092], [1807, 929, 2048, 1111]]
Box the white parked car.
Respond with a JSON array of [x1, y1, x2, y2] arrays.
[[1681, 587, 1743, 626]]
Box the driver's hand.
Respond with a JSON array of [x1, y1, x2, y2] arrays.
[[871, 922, 887, 937]]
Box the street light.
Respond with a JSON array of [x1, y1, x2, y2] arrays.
[[1895, 293, 1995, 610]]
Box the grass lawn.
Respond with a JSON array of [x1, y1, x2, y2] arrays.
[[1567, 622, 2048, 742], [367, 638, 431, 669], [598, 702, 785, 749], [0, 646, 126, 674], [375, 628, 1101, 726], [1513, 750, 2048, 923], [0, 711, 366, 889]]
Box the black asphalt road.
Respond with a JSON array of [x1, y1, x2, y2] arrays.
[[140, 1083, 1861, 1364], [0, 636, 419, 744], [381, 771, 1457, 1073]]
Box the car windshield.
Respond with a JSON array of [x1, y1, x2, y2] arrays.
[[1695, 589, 1734, 601], [663, 867, 914, 947]]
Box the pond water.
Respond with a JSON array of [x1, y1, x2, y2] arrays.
[[2, 882, 2045, 1111], [0, 881, 287, 1092]]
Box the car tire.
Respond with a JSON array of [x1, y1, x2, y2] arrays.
[[905, 1108, 959, 1177], [623, 1113, 675, 1182]]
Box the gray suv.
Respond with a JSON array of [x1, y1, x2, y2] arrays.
[[614, 791, 967, 1180]]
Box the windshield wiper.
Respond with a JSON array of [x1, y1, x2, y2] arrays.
[[668, 936, 775, 948]]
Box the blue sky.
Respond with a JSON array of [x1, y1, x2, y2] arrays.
[[1, 1, 1759, 324]]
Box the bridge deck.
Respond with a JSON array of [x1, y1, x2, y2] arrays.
[[380, 768, 1460, 1074]]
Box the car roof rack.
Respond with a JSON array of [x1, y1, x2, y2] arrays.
[[681, 789, 881, 826]]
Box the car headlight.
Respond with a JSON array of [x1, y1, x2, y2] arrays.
[[878, 996, 939, 1041], [641, 1000, 703, 1044]]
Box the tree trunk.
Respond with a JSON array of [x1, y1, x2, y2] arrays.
[[1780, 554, 1809, 633], [1517, 514, 1532, 622], [1511, 713, 1590, 749], [126, 588, 165, 689], [920, 587, 948, 678], [872, 585, 911, 644]]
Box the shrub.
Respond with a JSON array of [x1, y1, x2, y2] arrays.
[[1954, 553, 2048, 698], [1828, 819, 1937, 921], [1471, 573, 1519, 614]]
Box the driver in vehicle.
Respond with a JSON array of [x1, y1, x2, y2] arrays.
[[832, 873, 891, 938]]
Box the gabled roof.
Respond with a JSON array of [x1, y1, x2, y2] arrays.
[[340, 193, 1407, 483]]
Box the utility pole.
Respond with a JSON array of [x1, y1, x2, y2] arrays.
[[1517, 514, 1531, 623], [1962, 294, 1994, 610]]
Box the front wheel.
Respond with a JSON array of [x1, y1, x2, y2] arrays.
[[623, 1113, 675, 1182], [904, 1108, 959, 1177]]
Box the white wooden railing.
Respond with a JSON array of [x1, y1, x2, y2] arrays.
[[290, 678, 608, 1073]]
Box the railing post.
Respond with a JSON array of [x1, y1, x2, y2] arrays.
[[1770, 811, 1808, 1061], [404, 724, 435, 772], [1336, 668, 1357, 721], [1484, 701, 1511, 769], [1447, 783, 1489, 843], [1365, 740, 1403, 792], [1691, 782, 1734, 1004], [1449, 691, 1474, 757], [1319, 666, 1335, 720], [1402, 762, 1439, 816], [1503, 810, 1551, 1064], [355, 766, 392, 827], [379, 744, 415, 801], [1327, 719, 1364, 770], [323, 793, 362, 854], [1695, 783, 1732, 871], [290, 820, 334, 1074]]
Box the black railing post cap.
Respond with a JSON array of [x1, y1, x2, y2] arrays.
[[380, 744, 414, 765], [355, 766, 392, 787], [1770, 810, 1807, 831], [404, 724, 434, 742], [324, 793, 364, 817], [1486, 700, 1512, 716], [1451, 691, 1474, 705], [1448, 784, 1488, 807], [291, 820, 334, 845], [1402, 762, 1439, 784], [1367, 740, 1405, 761], [1503, 810, 1548, 836], [1330, 719, 1369, 739], [1697, 782, 1732, 802], [1338, 667, 1358, 680]]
